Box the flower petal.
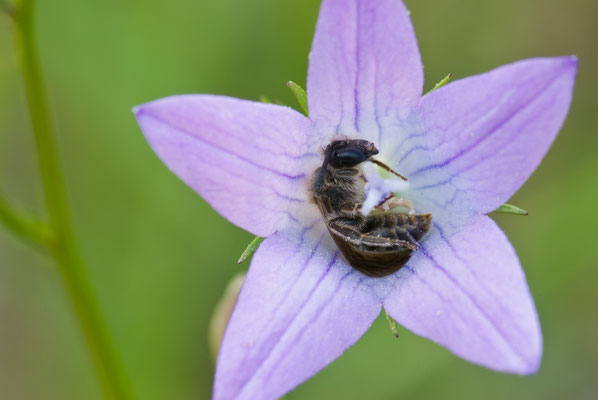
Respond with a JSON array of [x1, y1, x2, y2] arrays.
[[409, 57, 577, 214], [383, 216, 542, 374], [213, 232, 381, 400], [135, 95, 314, 236], [307, 0, 423, 144]]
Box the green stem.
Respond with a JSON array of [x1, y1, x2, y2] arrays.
[[0, 192, 52, 250], [13, 1, 133, 398]]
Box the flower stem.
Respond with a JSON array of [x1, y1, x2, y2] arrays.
[[12, 1, 133, 398], [0, 191, 52, 250]]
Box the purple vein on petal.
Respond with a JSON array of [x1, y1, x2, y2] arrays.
[[234, 251, 340, 397], [410, 64, 570, 177], [259, 269, 358, 385], [232, 228, 324, 371], [401, 265, 494, 350], [353, 0, 362, 133], [184, 151, 305, 204], [203, 163, 304, 203], [136, 109, 306, 181], [398, 144, 434, 165], [433, 221, 533, 345], [417, 243, 529, 364]]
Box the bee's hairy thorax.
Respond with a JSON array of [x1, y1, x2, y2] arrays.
[[312, 164, 366, 215]]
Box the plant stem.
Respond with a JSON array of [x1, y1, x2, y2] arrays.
[[12, 1, 133, 398], [0, 192, 51, 250]]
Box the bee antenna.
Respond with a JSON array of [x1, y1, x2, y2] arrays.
[[368, 159, 408, 181]]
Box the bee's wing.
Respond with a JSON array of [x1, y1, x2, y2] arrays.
[[326, 218, 414, 277]]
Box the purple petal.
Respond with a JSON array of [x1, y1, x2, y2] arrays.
[[383, 216, 542, 374], [213, 232, 381, 400], [307, 0, 423, 144], [411, 57, 577, 214], [135, 95, 314, 236]]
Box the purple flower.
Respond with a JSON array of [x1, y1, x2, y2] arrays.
[[134, 0, 576, 398]]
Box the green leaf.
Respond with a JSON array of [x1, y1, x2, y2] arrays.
[[493, 203, 529, 216], [286, 81, 309, 116], [385, 310, 400, 338], [237, 236, 264, 264], [428, 72, 453, 93]]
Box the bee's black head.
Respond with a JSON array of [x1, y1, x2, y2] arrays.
[[326, 139, 379, 168]]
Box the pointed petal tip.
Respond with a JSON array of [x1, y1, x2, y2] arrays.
[[132, 96, 177, 119], [500, 349, 542, 376], [467, 345, 542, 375], [495, 333, 543, 375], [519, 355, 542, 376], [565, 54, 578, 66], [544, 55, 578, 77], [556, 54, 578, 74], [133, 100, 160, 120], [384, 216, 544, 377], [132, 104, 143, 118], [518, 330, 543, 375], [307, 0, 423, 134]]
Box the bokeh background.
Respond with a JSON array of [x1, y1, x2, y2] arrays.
[[1, 0, 597, 399]]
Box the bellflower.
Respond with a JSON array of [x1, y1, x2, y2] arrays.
[[134, 0, 576, 399]]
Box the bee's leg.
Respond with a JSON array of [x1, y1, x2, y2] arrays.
[[393, 198, 415, 214], [376, 194, 415, 214], [375, 193, 394, 209]]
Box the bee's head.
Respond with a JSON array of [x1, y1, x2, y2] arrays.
[[326, 139, 379, 168]]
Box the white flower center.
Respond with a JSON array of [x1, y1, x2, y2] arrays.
[[361, 162, 410, 215]]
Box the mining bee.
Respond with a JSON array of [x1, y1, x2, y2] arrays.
[[312, 139, 431, 277]]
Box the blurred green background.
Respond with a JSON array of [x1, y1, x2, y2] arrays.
[[1, 0, 597, 399]]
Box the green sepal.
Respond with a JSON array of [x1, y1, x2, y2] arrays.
[[286, 81, 309, 116], [237, 236, 264, 264], [493, 203, 529, 216], [428, 72, 453, 93], [385, 310, 400, 338]]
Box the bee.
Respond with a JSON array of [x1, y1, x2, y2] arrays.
[[312, 139, 431, 277]]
